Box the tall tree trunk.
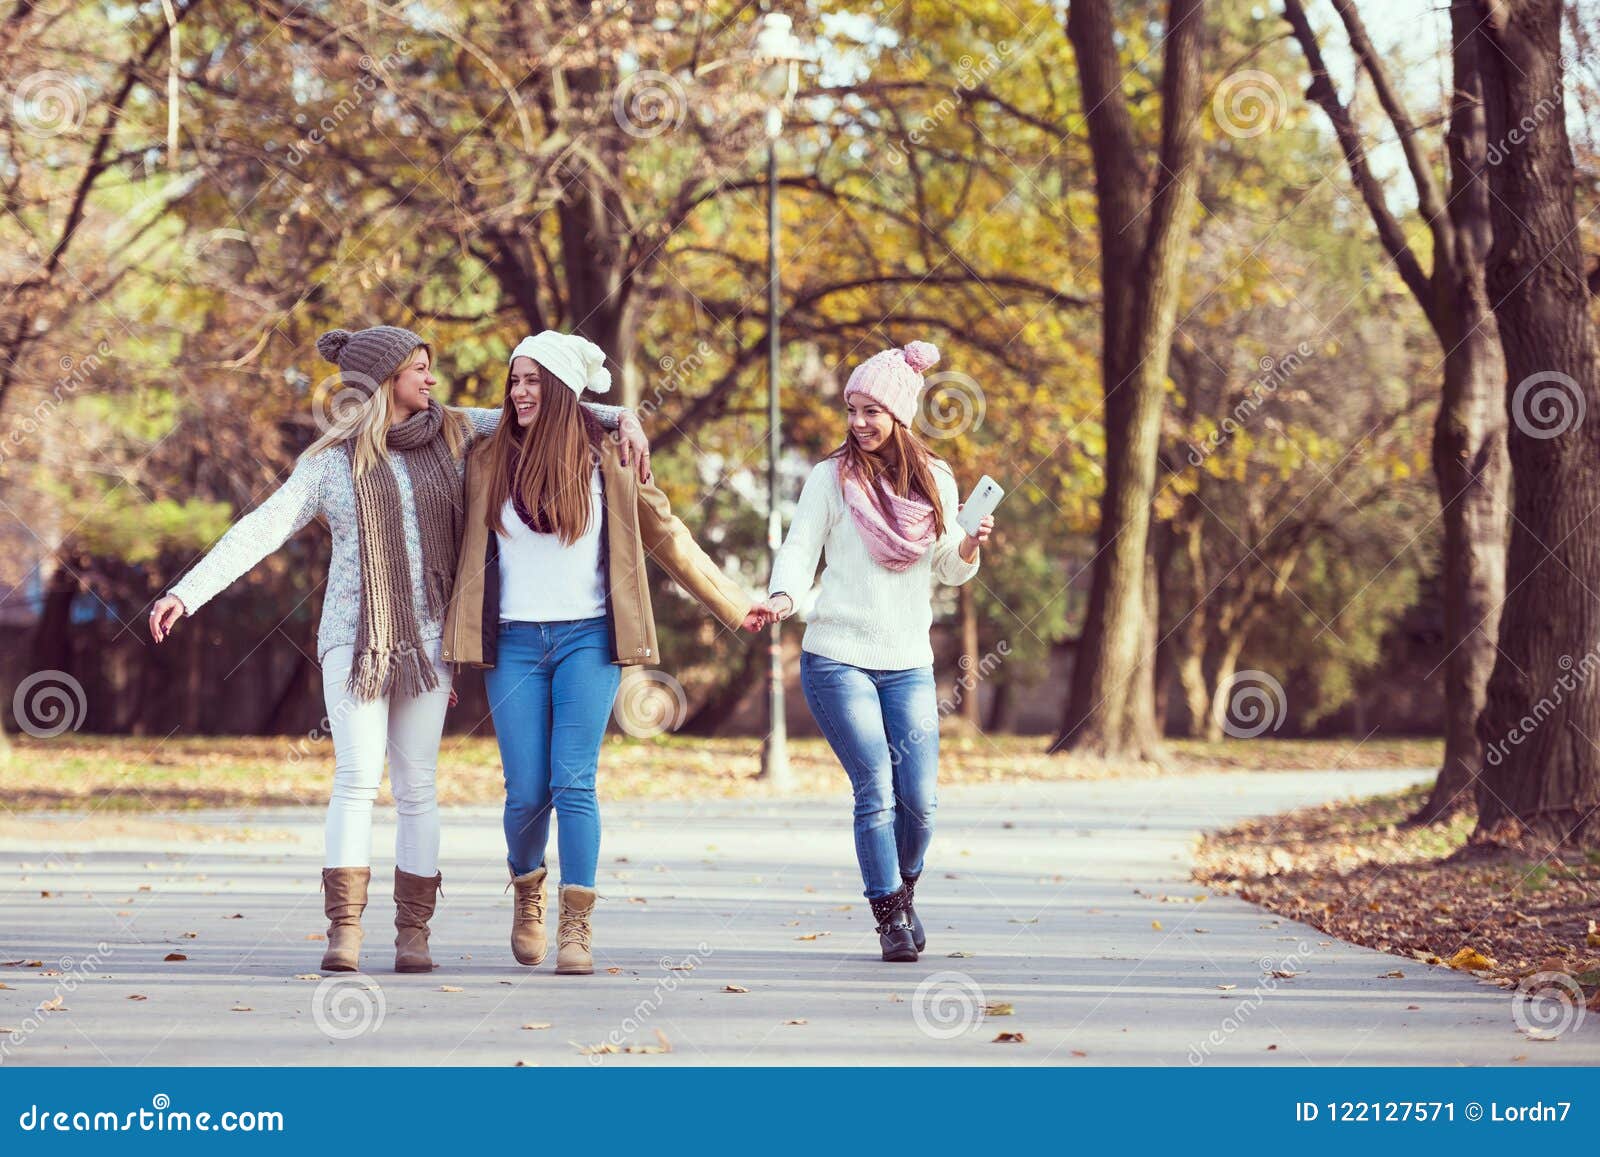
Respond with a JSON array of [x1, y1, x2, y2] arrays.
[[1413, 4, 1509, 823], [1286, 0, 1509, 824], [1471, 0, 1600, 849], [1053, 0, 1206, 759]]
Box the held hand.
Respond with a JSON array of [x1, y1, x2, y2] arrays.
[[447, 688, 459, 708], [740, 608, 769, 632], [149, 594, 186, 642], [763, 593, 795, 622], [617, 413, 652, 484], [959, 512, 994, 562]]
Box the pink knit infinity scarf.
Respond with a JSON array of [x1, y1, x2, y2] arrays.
[[840, 469, 937, 572]]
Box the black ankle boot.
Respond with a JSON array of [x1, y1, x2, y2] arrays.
[[869, 888, 918, 962], [902, 873, 926, 952]]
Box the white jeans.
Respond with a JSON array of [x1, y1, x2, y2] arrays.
[[319, 640, 452, 876]]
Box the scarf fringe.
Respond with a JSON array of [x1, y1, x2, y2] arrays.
[[345, 645, 439, 702]]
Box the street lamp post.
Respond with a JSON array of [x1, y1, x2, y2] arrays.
[[752, 13, 803, 789]]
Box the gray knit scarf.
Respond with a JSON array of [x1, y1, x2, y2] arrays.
[[343, 401, 462, 700]]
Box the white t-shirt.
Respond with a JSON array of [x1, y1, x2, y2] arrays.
[[496, 466, 606, 622]]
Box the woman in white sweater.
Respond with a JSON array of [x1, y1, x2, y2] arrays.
[[758, 341, 994, 962], [147, 323, 647, 974]]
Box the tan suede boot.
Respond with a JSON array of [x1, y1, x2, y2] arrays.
[[509, 866, 549, 966], [320, 866, 370, 972], [555, 884, 596, 975], [393, 868, 442, 973]]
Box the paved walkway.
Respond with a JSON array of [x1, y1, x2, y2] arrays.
[[2, 769, 1595, 1066]]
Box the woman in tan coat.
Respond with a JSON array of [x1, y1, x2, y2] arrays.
[[443, 331, 762, 974]]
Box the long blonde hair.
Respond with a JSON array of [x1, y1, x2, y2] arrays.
[[299, 345, 468, 477]]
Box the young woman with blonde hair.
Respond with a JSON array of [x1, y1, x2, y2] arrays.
[[149, 324, 647, 974]]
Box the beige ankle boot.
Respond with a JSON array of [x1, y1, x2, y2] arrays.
[[555, 884, 596, 975], [509, 866, 549, 966], [393, 868, 442, 973], [320, 866, 370, 972]]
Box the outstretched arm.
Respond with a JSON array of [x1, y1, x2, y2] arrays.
[[152, 454, 326, 639], [633, 476, 753, 632]]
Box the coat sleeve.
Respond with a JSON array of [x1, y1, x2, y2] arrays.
[[456, 403, 624, 442], [930, 463, 980, 587], [167, 452, 327, 614], [767, 462, 835, 603], [633, 478, 753, 631]]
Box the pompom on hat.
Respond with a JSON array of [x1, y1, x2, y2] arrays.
[[509, 331, 612, 400], [315, 325, 429, 396], [843, 341, 940, 427]]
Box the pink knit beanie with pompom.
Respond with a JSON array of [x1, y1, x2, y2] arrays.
[[843, 341, 939, 427]]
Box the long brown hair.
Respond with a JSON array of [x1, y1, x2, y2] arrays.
[[827, 420, 947, 537], [482, 364, 602, 544]]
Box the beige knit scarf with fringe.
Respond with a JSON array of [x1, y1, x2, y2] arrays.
[[343, 401, 462, 700]]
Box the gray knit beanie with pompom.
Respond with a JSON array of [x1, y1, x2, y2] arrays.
[[316, 325, 429, 395]]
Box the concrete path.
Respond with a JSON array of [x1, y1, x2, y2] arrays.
[[2, 769, 1595, 1066]]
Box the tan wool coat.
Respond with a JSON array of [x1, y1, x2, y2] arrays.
[[441, 434, 752, 668]]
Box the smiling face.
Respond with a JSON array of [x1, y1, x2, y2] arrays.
[[389, 347, 435, 417], [846, 393, 896, 453], [508, 356, 545, 428]]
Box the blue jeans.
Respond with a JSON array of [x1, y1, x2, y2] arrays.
[[799, 651, 939, 900], [484, 617, 621, 887]]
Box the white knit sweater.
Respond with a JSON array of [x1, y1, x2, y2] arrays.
[[767, 457, 979, 670], [168, 403, 624, 660]]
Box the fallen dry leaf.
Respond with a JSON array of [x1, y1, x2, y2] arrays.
[[1215, 984, 1237, 991], [947, 950, 974, 959], [991, 1032, 1026, 1044], [163, 952, 187, 962], [1448, 947, 1496, 972], [723, 985, 750, 994], [230, 1005, 252, 1012], [39, 997, 65, 1013], [293, 974, 321, 981], [983, 1001, 1014, 1016], [1379, 970, 1405, 979], [1151, 920, 1163, 931], [783, 1019, 807, 1025], [439, 985, 463, 993], [521, 1023, 552, 1031], [304, 933, 324, 942]]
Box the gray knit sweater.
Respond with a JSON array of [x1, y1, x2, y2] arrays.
[[168, 404, 625, 660]]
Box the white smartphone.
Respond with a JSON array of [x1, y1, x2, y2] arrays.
[[958, 475, 1005, 537]]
